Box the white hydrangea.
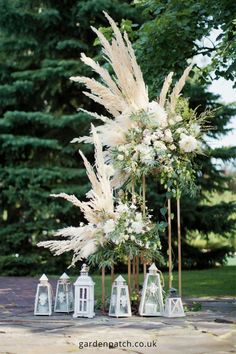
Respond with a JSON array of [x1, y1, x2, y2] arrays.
[[103, 219, 116, 234], [131, 221, 144, 234], [179, 134, 198, 153], [147, 101, 168, 128], [137, 144, 155, 163]]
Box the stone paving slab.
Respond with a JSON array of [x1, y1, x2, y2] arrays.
[[0, 276, 236, 354]]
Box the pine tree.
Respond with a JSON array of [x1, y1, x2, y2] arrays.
[[0, 0, 139, 275]]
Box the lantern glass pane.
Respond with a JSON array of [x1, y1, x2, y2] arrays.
[[36, 286, 49, 313], [55, 283, 68, 312], [119, 287, 128, 314], [83, 301, 87, 312], [79, 300, 83, 311], [144, 275, 161, 315], [110, 286, 117, 315], [77, 287, 88, 313], [68, 284, 74, 311]]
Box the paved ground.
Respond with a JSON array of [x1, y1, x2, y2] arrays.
[[0, 276, 235, 354]]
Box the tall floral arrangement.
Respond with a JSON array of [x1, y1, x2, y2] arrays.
[[71, 12, 210, 195]]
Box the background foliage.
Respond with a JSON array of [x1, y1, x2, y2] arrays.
[[0, 0, 235, 275]]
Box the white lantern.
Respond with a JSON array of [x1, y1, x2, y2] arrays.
[[139, 263, 164, 316], [54, 272, 74, 313], [34, 274, 53, 316], [73, 264, 95, 319], [164, 288, 185, 317], [109, 275, 131, 318]]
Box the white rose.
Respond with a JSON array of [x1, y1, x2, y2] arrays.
[[103, 219, 116, 234], [179, 134, 198, 153], [117, 154, 124, 161], [147, 101, 168, 128]]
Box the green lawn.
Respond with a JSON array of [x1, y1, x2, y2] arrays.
[[89, 266, 236, 299]]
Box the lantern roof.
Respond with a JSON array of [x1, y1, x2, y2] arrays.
[[115, 275, 126, 284], [149, 263, 158, 273], [40, 274, 48, 282], [60, 272, 70, 280]]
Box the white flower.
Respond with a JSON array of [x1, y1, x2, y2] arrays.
[[127, 227, 133, 233], [116, 203, 129, 213], [79, 222, 84, 227], [179, 134, 198, 153], [131, 221, 144, 234], [153, 129, 164, 139], [137, 144, 155, 163], [143, 135, 152, 145], [135, 212, 143, 222], [191, 123, 201, 136], [117, 154, 124, 161], [169, 144, 176, 151], [164, 129, 173, 143], [143, 129, 151, 136], [103, 219, 116, 234], [176, 127, 188, 135], [118, 145, 125, 152], [130, 235, 136, 241], [153, 141, 167, 151], [124, 234, 129, 240], [130, 204, 137, 209], [147, 101, 168, 128], [175, 115, 182, 122]]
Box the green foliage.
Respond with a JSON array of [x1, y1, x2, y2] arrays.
[[134, 0, 236, 92]]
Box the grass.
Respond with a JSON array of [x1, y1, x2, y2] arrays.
[[89, 266, 236, 299]]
